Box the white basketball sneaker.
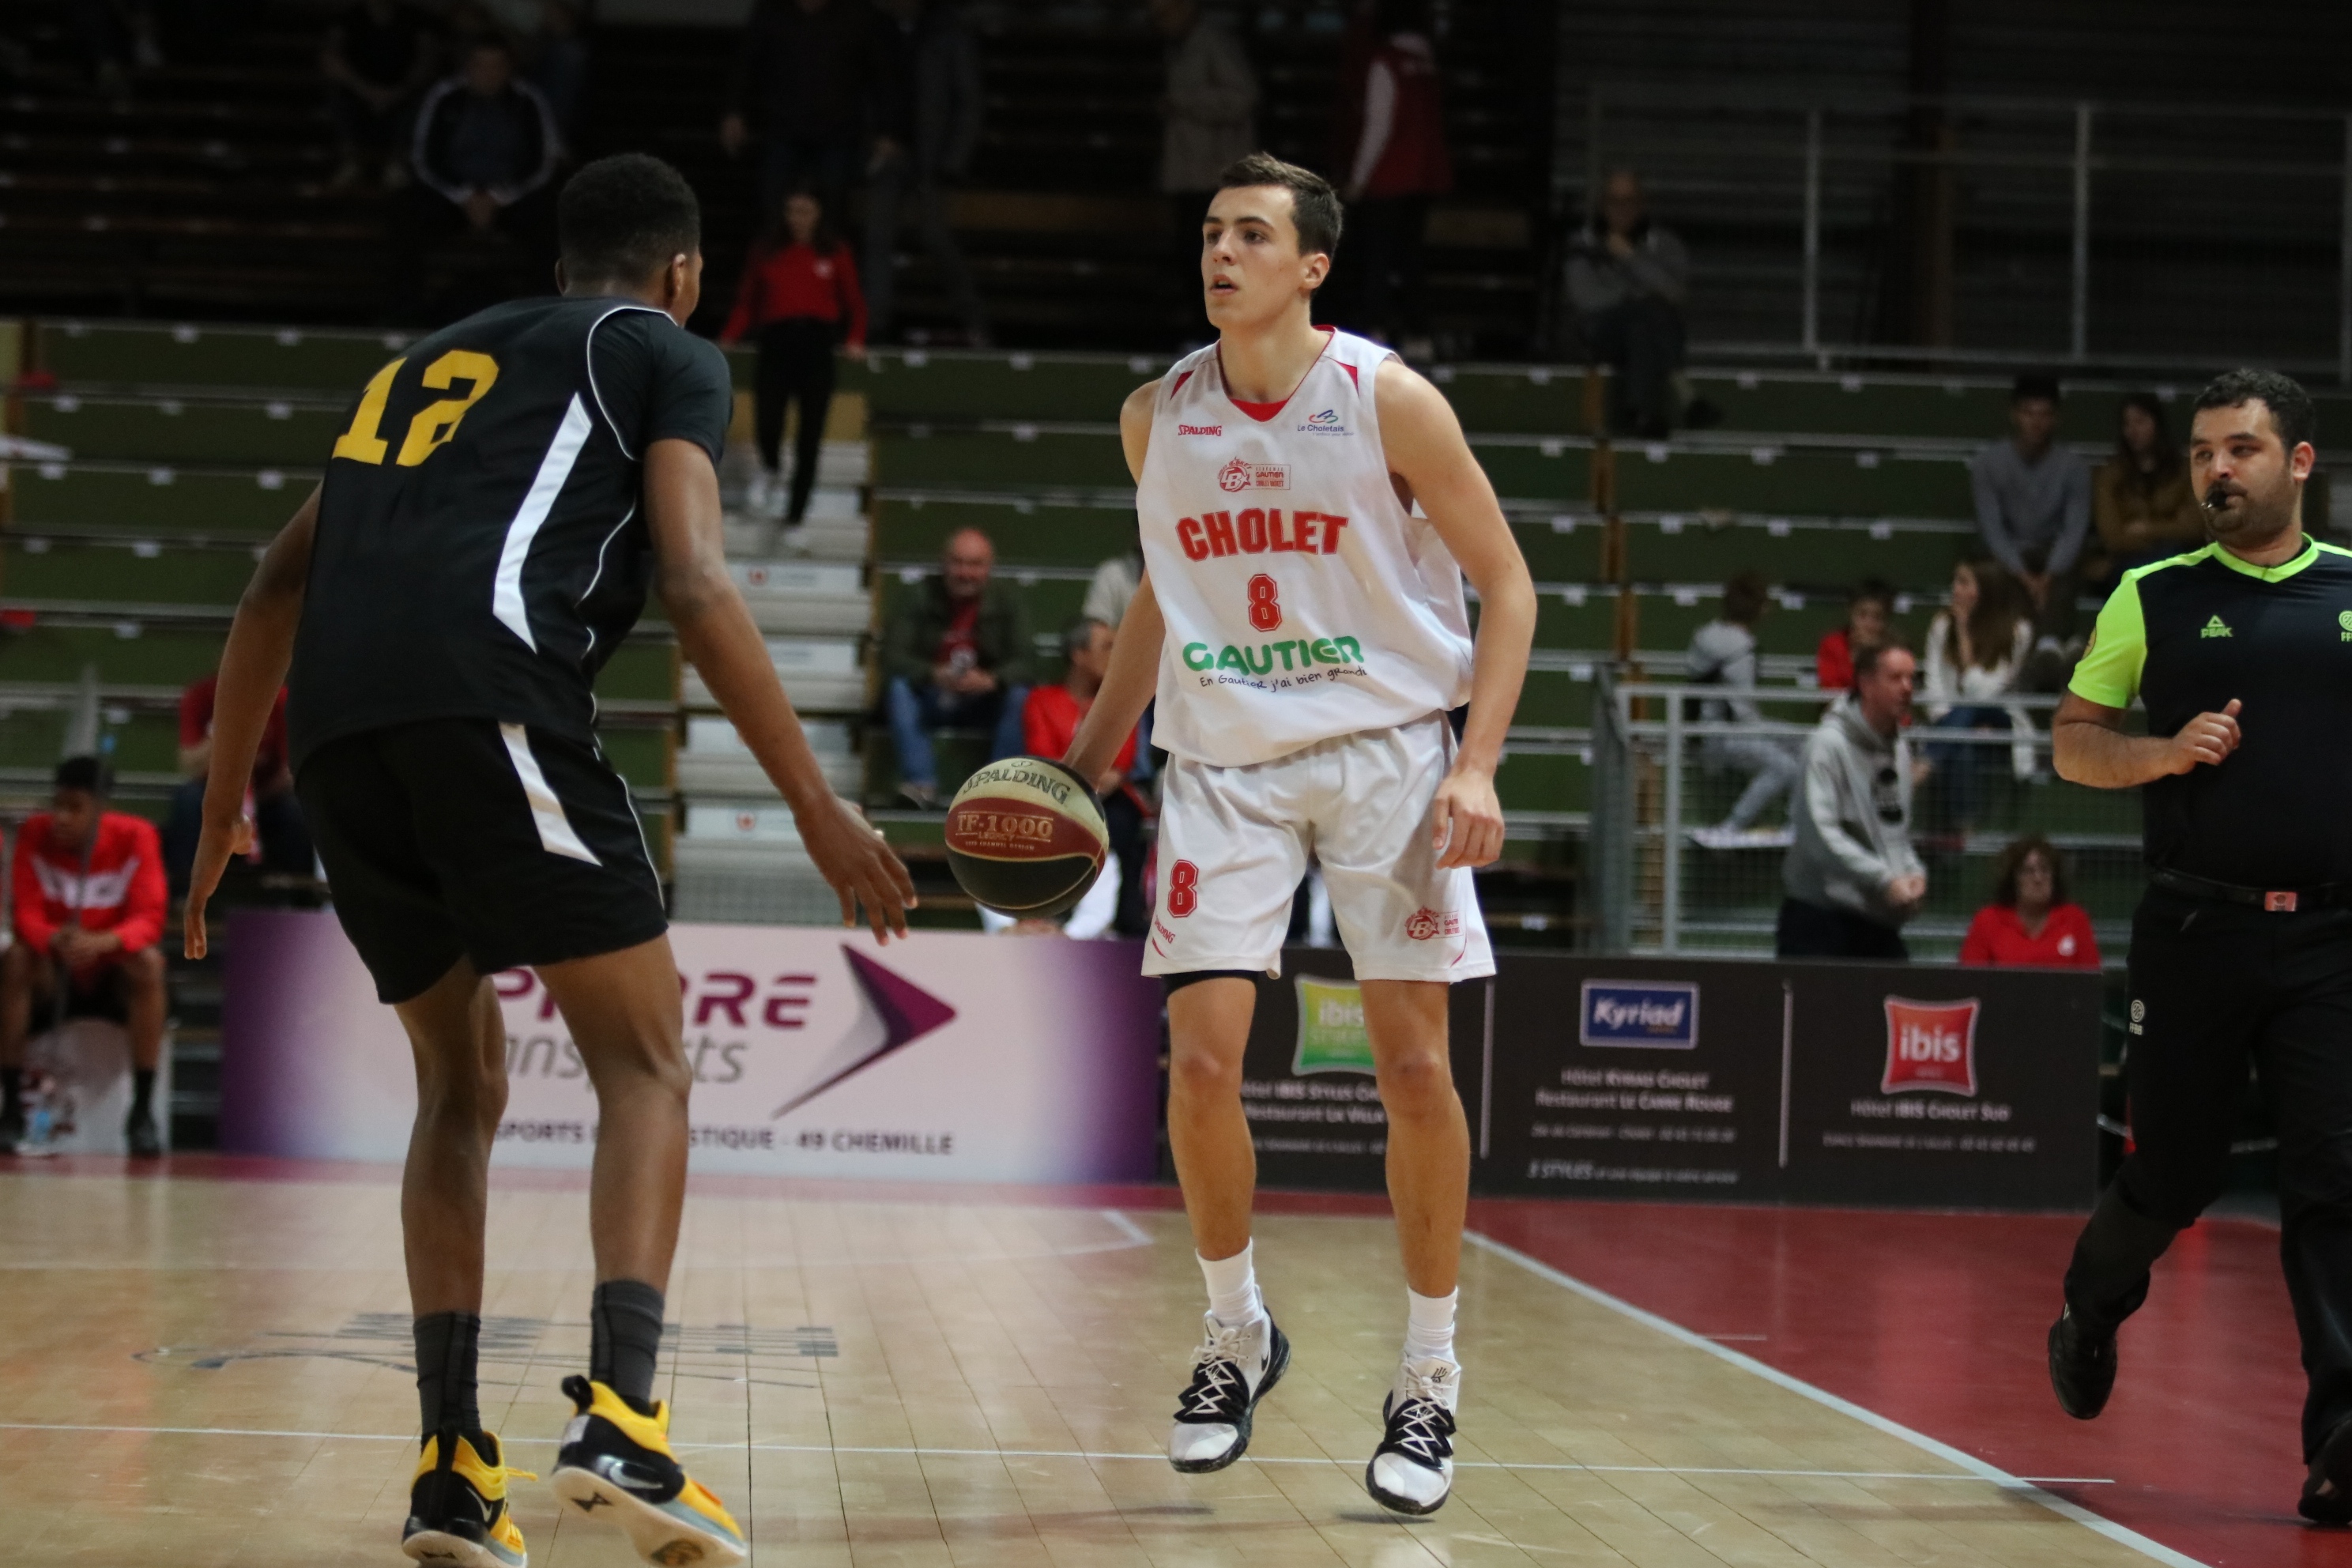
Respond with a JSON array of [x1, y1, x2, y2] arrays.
[[1167, 1310, 1289, 1473], [1365, 1356, 1460, 1514]]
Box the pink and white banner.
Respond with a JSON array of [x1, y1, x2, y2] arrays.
[[220, 910, 1162, 1183]]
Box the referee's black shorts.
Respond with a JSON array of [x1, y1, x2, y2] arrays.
[[296, 718, 669, 1004]]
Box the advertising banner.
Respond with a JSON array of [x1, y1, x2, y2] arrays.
[[1477, 957, 1788, 1200], [1233, 948, 1491, 1191], [220, 910, 1162, 1184], [1473, 952, 2102, 1210], [1778, 963, 2103, 1208]]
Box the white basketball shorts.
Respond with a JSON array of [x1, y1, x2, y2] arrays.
[[1142, 715, 1494, 983]]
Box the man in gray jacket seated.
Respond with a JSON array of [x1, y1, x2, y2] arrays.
[[1776, 640, 1927, 960]]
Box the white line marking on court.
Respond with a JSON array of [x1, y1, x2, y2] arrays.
[[1465, 1230, 2207, 1568], [1099, 1208, 1153, 1246], [0, 1423, 2109, 1483]]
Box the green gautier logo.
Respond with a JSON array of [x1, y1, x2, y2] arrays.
[[1293, 975, 1375, 1075], [1183, 635, 1363, 675], [2201, 615, 2232, 639]]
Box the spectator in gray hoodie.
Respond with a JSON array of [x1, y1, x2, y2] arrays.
[[1566, 168, 1719, 438], [1777, 639, 1927, 960], [1969, 373, 2092, 688], [1688, 569, 1800, 849]]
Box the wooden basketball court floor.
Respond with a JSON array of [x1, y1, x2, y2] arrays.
[[0, 1159, 2311, 1567]]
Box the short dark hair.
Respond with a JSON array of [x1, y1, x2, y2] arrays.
[[559, 153, 702, 287], [55, 754, 111, 797], [1992, 833, 2069, 908], [1213, 152, 1344, 262], [2194, 367, 2316, 456], [1851, 635, 1910, 682], [1850, 576, 1896, 609], [1061, 616, 1111, 658], [1721, 569, 1770, 625], [2011, 372, 2062, 406]]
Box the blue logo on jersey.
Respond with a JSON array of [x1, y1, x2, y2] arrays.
[[1298, 407, 1348, 435], [1309, 408, 1340, 425], [1578, 982, 1700, 1049]]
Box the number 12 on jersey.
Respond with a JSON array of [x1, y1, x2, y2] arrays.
[[332, 352, 502, 468]]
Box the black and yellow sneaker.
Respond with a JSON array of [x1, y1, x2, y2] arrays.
[[549, 1376, 747, 1567], [401, 1428, 534, 1568]]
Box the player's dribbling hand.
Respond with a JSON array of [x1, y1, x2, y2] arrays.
[[1430, 763, 1506, 870], [181, 811, 256, 961], [2166, 699, 2242, 774], [800, 793, 918, 943]]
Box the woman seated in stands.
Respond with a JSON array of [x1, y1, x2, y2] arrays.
[[1921, 557, 2034, 831], [2090, 392, 2207, 590], [1960, 834, 2099, 970]]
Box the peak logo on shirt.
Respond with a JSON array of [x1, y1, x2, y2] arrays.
[[2202, 615, 2232, 639], [1298, 408, 1348, 435]]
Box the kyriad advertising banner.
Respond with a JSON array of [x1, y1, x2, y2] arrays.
[[219, 910, 1162, 1184], [1476, 953, 2102, 1209]]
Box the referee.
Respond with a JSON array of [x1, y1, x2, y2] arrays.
[[2046, 368, 2352, 1523]]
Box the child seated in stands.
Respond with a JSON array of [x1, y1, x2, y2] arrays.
[[1815, 577, 1894, 691], [1688, 570, 1800, 849]]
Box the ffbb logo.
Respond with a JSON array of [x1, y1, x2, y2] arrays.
[[1881, 996, 1980, 1095]]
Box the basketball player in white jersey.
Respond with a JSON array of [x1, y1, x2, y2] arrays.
[[1065, 153, 1536, 1514]]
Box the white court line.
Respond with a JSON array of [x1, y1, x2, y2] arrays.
[[1464, 1231, 2207, 1568], [0, 1423, 2109, 1484]]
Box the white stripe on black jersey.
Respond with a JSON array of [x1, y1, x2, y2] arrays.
[[289, 293, 733, 770]]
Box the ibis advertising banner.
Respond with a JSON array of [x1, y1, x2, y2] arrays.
[[1476, 952, 2103, 1209], [1229, 948, 2100, 1209], [219, 910, 1162, 1183]]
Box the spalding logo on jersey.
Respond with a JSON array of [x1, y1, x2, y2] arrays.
[[1218, 458, 1288, 492]]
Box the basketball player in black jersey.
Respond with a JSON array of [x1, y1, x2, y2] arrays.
[[183, 154, 916, 1568]]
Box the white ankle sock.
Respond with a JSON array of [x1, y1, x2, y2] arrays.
[[1404, 1287, 1457, 1365], [1197, 1242, 1263, 1328]]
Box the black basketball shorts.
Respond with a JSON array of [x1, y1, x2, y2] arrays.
[[296, 718, 669, 1004]]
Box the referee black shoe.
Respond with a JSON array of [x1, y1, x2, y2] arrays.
[[2047, 1306, 2116, 1419], [2301, 1415, 2352, 1525]]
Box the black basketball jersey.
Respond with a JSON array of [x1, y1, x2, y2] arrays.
[[288, 293, 733, 768]]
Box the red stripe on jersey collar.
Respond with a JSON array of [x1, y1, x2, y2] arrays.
[[1218, 328, 1338, 423]]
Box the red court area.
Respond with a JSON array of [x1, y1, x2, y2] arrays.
[[1468, 1197, 2341, 1568]]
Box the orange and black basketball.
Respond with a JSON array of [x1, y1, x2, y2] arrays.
[[943, 756, 1108, 918]]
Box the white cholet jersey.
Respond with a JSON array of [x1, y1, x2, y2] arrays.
[[1136, 329, 1475, 767]]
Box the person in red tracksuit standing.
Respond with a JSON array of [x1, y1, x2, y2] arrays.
[[1340, 0, 1451, 349], [0, 756, 170, 1156], [720, 188, 866, 529]]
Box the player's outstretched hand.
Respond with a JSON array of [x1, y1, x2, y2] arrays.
[[2167, 698, 2242, 774], [799, 793, 918, 943], [1431, 763, 1506, 870], [182, 810, 256, 960]]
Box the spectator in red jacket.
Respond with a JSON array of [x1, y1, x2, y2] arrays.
[[1023, 617, 1148, 937], [162, 671, 313, 895], [1339, 0, 1451, 351], [1960, 835, 2100, 971], [0, 756, 171, 1156], [1816, 578, 1894, 692], [721, 188, 866, 528]]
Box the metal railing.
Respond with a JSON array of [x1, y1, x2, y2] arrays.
[[1590, 674, 2143, 962], [1564, 85, 2352, 377]]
